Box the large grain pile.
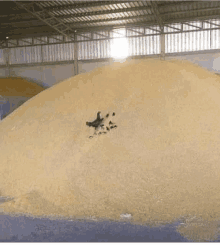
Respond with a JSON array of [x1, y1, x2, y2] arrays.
[[1, 59, 220, 241], [0, 77, 45, 97]]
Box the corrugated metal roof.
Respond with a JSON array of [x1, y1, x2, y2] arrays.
[[1, 1, 220, 40]]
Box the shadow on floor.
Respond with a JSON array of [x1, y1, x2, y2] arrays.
[[0, 213, 193, 242]]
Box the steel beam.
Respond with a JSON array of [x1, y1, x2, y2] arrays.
[[164, 24, 182, 32], [203, 20, 220, 27], [126, 27, 145, 36], [0, 40, 7, 49], [148, 1, 164, 32], [1, 48, 220, 69], [146, 27, 160, 33], [163, 27, 220, 35], [13, 1, 76, 41], [3, 48, 10, 75], [0, 1, 214, 20], [183, 22, 202, 30], [2, 21, 220, 48], [19, 38, 32, 45], [74, 33, 78, 76], [160, 33, 165, 60], [93, 31, 110, 38]]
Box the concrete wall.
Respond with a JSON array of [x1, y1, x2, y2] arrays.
[[10, 63, 75, 88], [0, 60, 112, 88], [1, 96, 30, 120], [0, 68, 7, 77], [165, 50, 220, 74], [129, 51, 220, 75], [0, 60, 111, 119], [78, 60, 111, 74], [0, 63, 75, 88]]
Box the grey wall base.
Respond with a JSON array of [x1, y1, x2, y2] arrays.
[[0, 96, 30, 120], [0, 51, 219, 89]]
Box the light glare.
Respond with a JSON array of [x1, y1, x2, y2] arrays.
[[111, 29, 128, 59]]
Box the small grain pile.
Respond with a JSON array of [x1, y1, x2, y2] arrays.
[[0, 77, 45, 97], [1, 59, 220, 241]]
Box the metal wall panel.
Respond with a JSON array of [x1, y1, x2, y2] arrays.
[[93, 31, 109, 40], [33, 37, 48, 45], [127, 27, 145, 37], [9, 47, 26, 64], [18, 38, 32, 46], [4, 19, 220, 65], [49, 35, 63, 43], [128, 35, 160, 56], [211, 29, 219, 49], [25, 46, 42, 63], [164, 23, 181, 33], [145, 27, 160, 35], [0, 49, 5, 65], [8, 40, 17, 48], [78, 40, 110, 60], [42, 43, 74, 62], [165, 29, 220, 53], [9, 43, 75, 64], [77, 33, 92, 41]]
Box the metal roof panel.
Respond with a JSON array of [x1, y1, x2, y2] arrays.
[[1, 1, 220, 40]]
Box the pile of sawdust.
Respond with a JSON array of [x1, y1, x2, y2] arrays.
[[1, 59, 220, 241], [0, 77, 45, 97]]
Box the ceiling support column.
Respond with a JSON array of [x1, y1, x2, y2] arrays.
[[160, 29, 165, 60], [3, 47, 10, 76], [74, 33, 78, 76]]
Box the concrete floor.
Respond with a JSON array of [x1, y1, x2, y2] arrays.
[[0, 213, 191, 242], [1, 195, 220, 242]]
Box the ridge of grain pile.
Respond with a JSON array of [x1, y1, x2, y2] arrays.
[[1, 59, 220, 241], [0, 77, 45, 97]]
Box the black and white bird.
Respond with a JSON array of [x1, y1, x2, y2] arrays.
[[86, 111, 117, 138], [86, 111, 104, 130]]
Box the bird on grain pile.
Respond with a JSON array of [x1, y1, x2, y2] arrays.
[[86, 111, 104, 130], [86, 111, 117, 138]]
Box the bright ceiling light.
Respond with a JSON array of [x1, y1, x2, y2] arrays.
[[111, 29, 129, 60]]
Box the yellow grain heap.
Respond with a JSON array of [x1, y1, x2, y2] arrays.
[[1, 59, 220, 241], [0, 77, 45, 97]]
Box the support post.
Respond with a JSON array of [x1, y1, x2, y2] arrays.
[[160, 28, 165, 60], [3, 48, 10, 76], [41, 45, 43, 63], [74, 33, 78, 75], [0, 95, 7, 120]]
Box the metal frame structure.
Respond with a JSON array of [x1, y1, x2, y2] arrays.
[[1, 1, 220, 75], [1, 20, 220, 49]]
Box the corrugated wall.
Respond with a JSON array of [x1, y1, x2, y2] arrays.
[[1, 20, 220, 65], [128, 35, 160, 56], [127, 26, 160, 56], [0, 49, 5, 65], [165, 21, 220, 53], [165, 30, 220, 53], [42, 43, 74, 62], [9, 43, 75, 64], [78, 40, 111, 60]]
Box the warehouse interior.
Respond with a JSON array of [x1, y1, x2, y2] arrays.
[[2, 0, 220, 242], [1, 0, 220, 118]]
